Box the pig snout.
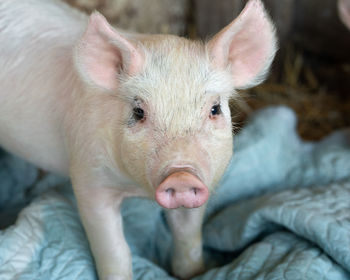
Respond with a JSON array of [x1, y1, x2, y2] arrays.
[[155, 171, 209, 209]]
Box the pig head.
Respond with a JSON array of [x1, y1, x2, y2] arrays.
[[73, 1, 276, 205]]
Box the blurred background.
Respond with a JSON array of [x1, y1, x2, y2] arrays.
[[65, 0, 350, 140]]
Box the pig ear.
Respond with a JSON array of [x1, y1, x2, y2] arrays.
[[75, 12, 144, 90], [208, 0, 277, 89], [338, 0, 350, 30]]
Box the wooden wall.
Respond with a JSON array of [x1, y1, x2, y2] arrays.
[[63, 0, 350, 61], [194, 0, 350, 61], [64, 0, 188, 35]]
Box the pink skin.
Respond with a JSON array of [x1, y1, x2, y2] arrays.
[[156, 171, 209, 209]]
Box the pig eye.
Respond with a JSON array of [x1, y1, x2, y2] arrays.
[[210, 104, 221, 116], [132, 107, 145, 121]]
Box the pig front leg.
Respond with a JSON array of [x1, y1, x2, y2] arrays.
[[166, 206, 206, 279], [74, 185, 132, 280]]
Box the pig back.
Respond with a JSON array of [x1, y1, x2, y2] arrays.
[[0, 0, 87, 175]]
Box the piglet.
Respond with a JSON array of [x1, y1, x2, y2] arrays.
[[0, 0, 277, 279]]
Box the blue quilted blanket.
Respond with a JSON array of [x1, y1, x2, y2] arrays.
[[1, 106, 350, 279]]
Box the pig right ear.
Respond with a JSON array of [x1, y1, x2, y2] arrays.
[[208, 0, 277, 89], [75, 12, 144, 91]]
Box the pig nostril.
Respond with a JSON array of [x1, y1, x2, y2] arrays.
[[165, 188, 175, 196], [191, 187, 199, 195]]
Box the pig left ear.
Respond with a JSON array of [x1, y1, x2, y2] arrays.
[[208, 0, 277, 89], [75, 12, 144, 91]]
